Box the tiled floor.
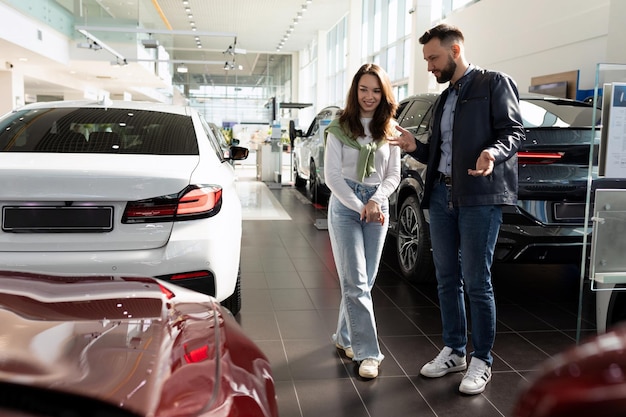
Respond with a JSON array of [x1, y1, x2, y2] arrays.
[[233, 157, 597, 417]]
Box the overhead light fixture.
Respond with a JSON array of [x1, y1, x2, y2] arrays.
[[224, 61, 230, 70], [111, 58, 128, 66], [177, 64, 188, 73], [141, 38, 159, 49], [77, 29, 125, 62]]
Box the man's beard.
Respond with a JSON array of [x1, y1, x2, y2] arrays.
[[436, 55, 457, 84]]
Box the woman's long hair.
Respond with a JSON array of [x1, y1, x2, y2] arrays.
[[338, 63, 398, 142]]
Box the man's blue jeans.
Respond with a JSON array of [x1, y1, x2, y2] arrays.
[[428, 181, 502, 366], [329, 179, 387, 362]]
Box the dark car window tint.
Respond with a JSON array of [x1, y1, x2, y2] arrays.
[[0, 107, 199, 155], [199, 115, 226, 162], [305, 107, 339, 137], [520, 99, 598, 146], [398, 99, 433, 136]]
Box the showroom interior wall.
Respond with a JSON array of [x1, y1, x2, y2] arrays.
[[294, 0, 626, 125], [1, 1, 626, 119], [443, 0, 624, 97]]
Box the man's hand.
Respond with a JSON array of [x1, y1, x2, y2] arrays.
[[388, 126, 417, 153], [468, 149, 495, 176]]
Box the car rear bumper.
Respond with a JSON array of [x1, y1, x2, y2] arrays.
[[0, 233, 241, 301], [496, 224, 590, 264]]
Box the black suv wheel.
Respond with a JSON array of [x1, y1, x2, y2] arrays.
[[396, 195, 435, 282]]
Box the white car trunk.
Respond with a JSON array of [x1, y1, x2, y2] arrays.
[[0, 154, 200, 252]]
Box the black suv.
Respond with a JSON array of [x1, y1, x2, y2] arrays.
[[388, 93, 610, 282]]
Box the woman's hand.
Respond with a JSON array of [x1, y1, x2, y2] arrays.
[[361, 200, 385, 225], [387, 125, 417, 153]]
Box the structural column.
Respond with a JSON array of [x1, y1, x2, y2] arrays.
[[0, 68, 25, 114]]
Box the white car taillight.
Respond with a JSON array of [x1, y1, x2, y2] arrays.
[[122, 185, 223, 223]]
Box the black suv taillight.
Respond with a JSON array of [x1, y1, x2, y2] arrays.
[[122, 185, 222, 223], [517, 151, 563, 165]]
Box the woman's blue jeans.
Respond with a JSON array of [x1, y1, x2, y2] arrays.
[[428, 181, 502, 366], [329, 179, 388, 362]]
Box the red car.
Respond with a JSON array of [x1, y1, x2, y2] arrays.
[[0, 271, 278, 417], [512, 323, 626, 417]]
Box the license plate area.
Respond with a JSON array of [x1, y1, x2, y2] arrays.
[[553, 202, 586, 222], [2, 206, 114, 233]]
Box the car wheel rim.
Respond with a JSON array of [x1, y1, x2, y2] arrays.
[[397, 204, 420, 272]]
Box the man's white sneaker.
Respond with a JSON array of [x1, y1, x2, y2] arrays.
[[420, 346, 467, 378], [335, 343, 354, 359], [359, 358, 380, 378], [459, 357, 492, 394]]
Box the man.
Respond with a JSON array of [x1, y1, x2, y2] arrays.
[[389, 23, 524, 394]]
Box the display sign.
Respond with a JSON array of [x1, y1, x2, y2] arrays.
[[602, 82, 626, 178]]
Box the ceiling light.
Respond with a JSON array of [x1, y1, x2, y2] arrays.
[[187, 14, 193, 19], [177, 64, 188, 73], [141, 38, 159, 48]]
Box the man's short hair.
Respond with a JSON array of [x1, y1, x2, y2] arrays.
[[419, 23, 464, 46]]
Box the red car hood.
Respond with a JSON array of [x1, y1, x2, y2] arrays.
[[0, 272, 277, 417]]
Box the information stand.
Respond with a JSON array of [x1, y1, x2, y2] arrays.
[[578, 63, 626, 338]]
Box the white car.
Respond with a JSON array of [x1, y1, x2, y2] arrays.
[[0, 99, 249, 314], [291, 106, 342, 204]]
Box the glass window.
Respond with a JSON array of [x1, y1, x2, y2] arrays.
[[397, 98, 434, 138], [0, 107, 199, 155], [387, 0, 398, 43]]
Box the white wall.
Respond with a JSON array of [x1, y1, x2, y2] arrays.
[[303, 0, 626, 104], [443, 0, 613, 94]]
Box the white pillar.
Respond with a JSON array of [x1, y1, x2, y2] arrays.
[[607, 0, 626, 64], [411, 0, 433, 94], [0, 68, 25, 113]]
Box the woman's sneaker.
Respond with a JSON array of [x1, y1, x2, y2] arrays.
[[420, 346, 467, 378], [335, 343, 354, 359], [459, 357, 491, 394], [359, 358, 380, 378]]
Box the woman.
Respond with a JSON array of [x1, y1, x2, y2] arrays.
[[324, 63, 401, 379]]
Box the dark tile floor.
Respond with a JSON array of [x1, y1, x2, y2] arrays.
[[236, 182, 597, 417]]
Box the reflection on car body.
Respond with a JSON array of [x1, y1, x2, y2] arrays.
[[291, 106, 342, 204], [388, 93, 624, 283], [0, 100, 249, 314], [512, 320, 626, 417], [0, 271, 278, 417]]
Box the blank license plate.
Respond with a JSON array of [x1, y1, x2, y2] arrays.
[[2, 206, 114, 232]]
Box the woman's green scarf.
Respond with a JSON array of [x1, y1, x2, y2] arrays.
[[324, 118, 383, 182]]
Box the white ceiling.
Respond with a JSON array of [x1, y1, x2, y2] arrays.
[[1, 0, 351, 101]]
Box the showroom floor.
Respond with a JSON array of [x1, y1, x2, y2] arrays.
[[233, 158, 597, 417]]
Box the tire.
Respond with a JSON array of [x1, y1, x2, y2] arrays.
[[396, 195, 435, 283], [309, 160, 321, 204], [221, 267, 242, 315], [293, 160, 306, 187]]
